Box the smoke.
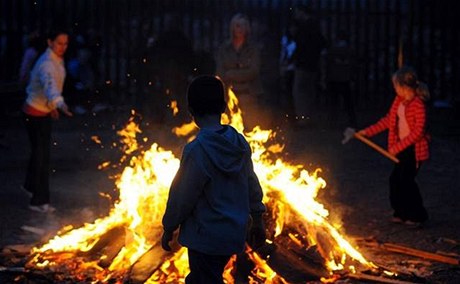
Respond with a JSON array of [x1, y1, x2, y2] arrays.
[[20, 207, 97, 245]]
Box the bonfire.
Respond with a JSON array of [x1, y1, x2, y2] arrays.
[[25, 89, 379, 283]]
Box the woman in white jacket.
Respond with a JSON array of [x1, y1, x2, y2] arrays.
[[22, 30, 72, 213]]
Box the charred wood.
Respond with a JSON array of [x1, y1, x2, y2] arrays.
[[263, 243, 329, 283], [348, 272, 423, 284], [81, 226, 126, 258], [128, 233, 181, 284], [381, 243, 459, 266], [96, 228, 127, 268]]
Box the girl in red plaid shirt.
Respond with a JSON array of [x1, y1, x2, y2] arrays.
[[358, 66, 430, 226]]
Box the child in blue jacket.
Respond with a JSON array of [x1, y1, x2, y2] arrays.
[[161, 75, 266, 284]]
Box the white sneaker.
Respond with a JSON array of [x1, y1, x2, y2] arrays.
[[404, 220, 422, 228], [391, 217, 404, 224], [29, 204, 56, 213]]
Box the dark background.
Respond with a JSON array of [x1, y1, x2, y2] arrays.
[[1, 1, 460, 282], [1, 0, 459, 110]]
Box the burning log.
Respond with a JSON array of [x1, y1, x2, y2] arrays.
[[128, 245, 173, 283], [81, 226, 126, 259], [95, 227, 127, 268], [1, 244, 33, 257], [261, 243, 329, 282], [20, 226, 127, 283], [128, 238, 182, 284], [246, 199, 332, 282]]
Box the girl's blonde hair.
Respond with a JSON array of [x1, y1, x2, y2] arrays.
[[229, 13, 251, 40], [392, 66, 430, 101]]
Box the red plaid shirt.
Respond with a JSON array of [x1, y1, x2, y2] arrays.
[[363, 96, 430, 162]]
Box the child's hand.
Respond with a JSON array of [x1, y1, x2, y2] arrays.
[[248, 214, 266, 250], [248, 226, 266, 249], [59, 103, 73, 117], [161, 230, 173, 251]]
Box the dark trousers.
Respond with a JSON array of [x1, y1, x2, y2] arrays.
[[24, 114, 51, 205], [185, 249, 232, 284], [280, 70, 295, 118], [292, 69, 317, 120], [389, 146, 428, 222]]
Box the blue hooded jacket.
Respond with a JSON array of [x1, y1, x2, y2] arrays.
[[162, 125, 265, 255]]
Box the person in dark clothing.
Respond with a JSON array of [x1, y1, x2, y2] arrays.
[[148, 13, 194, 124], [19, 31, 46, 86], [325, 30, 357, 127], [161, 75, 266, 284], [291, 5, 327, 127], [66, 40, 96, 115], [279, 24, 297, 122]]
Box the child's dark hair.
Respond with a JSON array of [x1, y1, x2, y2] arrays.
[[392, 66, 430, 101], [187, 75, 226, 116]]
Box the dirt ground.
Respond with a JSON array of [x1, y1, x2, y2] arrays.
[[1, 105, 459, 283]]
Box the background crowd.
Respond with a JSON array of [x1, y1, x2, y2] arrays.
[[0, 0, 457, 131]]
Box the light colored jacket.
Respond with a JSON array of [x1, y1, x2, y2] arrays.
[[162, 125, 265, 255], [25, 48, 66, 114], [216, 41, 263, 96]]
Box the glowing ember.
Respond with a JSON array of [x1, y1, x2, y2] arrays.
[[27, 89, 376, 282], [91, 135, 102, 144], [170, 100, 179, 116]]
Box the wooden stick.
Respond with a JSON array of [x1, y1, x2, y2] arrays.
[[354, 132, 400, 163], [382, 243, 459, 265], [348, 273, 418, 284]]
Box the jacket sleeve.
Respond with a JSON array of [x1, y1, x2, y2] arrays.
[[362, 114, 390, 137], [162, 148, 209, 233], [39, 62, 65, 109], [390, 100, 427, 154], [362, 98, 399, 137]]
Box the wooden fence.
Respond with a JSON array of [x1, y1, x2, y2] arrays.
[[1, 0, 458, 109]]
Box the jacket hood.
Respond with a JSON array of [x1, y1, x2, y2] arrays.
[[196, 125, 250, 175]]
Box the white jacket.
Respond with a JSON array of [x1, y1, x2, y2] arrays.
[[25, 48, 66, 113]]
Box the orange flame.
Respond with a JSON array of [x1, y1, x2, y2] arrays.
[[28, 89, 375, 282]]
